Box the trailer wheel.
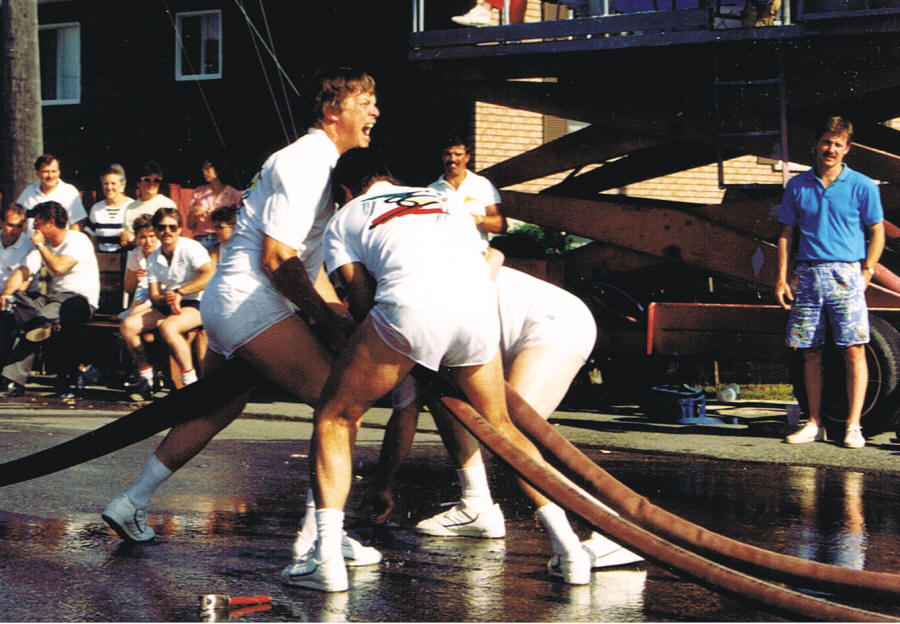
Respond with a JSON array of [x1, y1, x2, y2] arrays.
[[792, 314, 900, 438]]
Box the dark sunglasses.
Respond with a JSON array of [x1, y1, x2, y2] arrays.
[[140, 176, 163, 184], [155, 223, 179, 232], [213, 224, 231, 230], [3, 222, 25, 229]]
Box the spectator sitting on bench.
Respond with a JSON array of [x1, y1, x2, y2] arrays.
[[119, 214, 159, 319], [208, 204, 237, 266], [0, 203, 36, 397], [0, 201, 99, 398], [119, 208, 213, 400]]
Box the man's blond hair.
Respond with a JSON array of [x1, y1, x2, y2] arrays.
[[312, 67, 376, 121]]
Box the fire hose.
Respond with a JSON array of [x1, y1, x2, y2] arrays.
[[498, 384, 900, 602], [426, 390, 895, 622]]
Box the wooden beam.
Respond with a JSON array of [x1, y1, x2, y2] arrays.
[[500, 190, 779, 286], [545, 140, 721, 194], [478, 124, 665, 189]]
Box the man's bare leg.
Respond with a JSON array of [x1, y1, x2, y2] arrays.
[[105, 315, 332, 542], [803, 346, 825, 428], [289, 317, 412, 591], [843, 344, 868, 448], [786, 346, 829, 443], [844, 344, 867, 428]]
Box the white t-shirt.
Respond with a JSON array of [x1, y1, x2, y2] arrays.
[[88, 198, 133, 252], [223, 127, 339, 285], [122, 194, 177, 233], [0, 234, 35, 286], [325, 181, 487, 308], [24, 230, 99, 308], [429, 170, 501, 241], [325, 181, 497, 370], [147, 237, 211, 302], [201, 128, 341, 359], [16, 180, 88, 227]]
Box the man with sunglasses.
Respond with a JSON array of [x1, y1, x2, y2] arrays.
[[120, 162, 176, 249], [0, 201, 98, 398], [16, 154, 87, 232], [119, 208, 214, 398]]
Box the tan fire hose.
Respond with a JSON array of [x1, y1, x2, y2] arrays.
[[427, 390, 897, 622]]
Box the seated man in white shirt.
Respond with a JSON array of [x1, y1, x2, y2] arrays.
[[0, 201, 99, 397], [16, 154, 88, 232], [0, 203, 35, 397], [119, 208, 214, 399]]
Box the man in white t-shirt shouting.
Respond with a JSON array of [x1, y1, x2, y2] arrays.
[[0, 201, 98, 397], [16, 154, 88, 231], [429, 135, 505, 240]]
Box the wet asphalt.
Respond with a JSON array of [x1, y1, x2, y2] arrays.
[[0, 384, 898, 622]]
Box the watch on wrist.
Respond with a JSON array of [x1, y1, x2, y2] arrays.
[[864, 266, 875, 276]]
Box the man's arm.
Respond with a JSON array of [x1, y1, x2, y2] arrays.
[[31, 231, 77, 276], [863, 221, 885, 287], [164, 260, 215, 314], [264, 236, 354, 351], [775, 224, 794, 310], [474, 203, 506, 234], [335, 261, 376, 324], [0, 267, 30, 311]]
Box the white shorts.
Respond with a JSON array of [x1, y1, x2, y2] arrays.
[[502, 300, 596, 370], [370, 280, 499, 372], [200, 270, 297, 359]]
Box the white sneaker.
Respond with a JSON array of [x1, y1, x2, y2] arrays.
[[290, 531, 382, 568], [844, 425, 865, 449], [281, 552, 348, 592], [415, 502, 506, 538], [451, 3, 495, 26], [785, 421, 826, 444], [547, 547, 591, 585], [582, 532, 644, 568], [101, 493, 155, 542]]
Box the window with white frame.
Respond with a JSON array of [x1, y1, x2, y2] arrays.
[[176, 10, 222, 81], [39, 22, 81, 105]]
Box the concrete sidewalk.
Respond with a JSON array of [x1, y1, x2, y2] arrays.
[[1, 379, 898, 473]]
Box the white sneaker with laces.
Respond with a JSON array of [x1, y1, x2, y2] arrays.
[[547, 547, 591, 585], [451, 3, 495, 26], [289, 531, 382, 569], [281, 552, 348, 592], [844, 425, 865, 448], [785, 421, 826, 444], [102, 493, 155, 542], [582, 532, 644, 568], [415, 502, 506, 538]]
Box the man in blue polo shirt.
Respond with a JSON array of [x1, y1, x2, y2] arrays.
[[775, 116, 884, 449]]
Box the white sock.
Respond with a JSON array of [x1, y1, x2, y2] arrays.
[[457, 463, 493, 511], [536, 502, 581, 557], [125, 454, 173, 509], [139, 366, 154, 384], [181, 369, 198, 385], [298, 489, 317, 543], [314, 508, 345, 562]]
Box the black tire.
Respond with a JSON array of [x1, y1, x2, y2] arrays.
[[792, 314, 900, 438]]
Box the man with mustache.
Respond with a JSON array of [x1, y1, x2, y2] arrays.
[[776, 116, 884, 449]]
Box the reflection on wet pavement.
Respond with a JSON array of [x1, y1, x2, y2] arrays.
[[1, 437, 898, 622]]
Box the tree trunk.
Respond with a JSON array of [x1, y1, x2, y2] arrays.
[[1, 0, 42, 204]]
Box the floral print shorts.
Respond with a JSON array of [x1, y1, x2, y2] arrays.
[[786, 261, 869, 349]]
